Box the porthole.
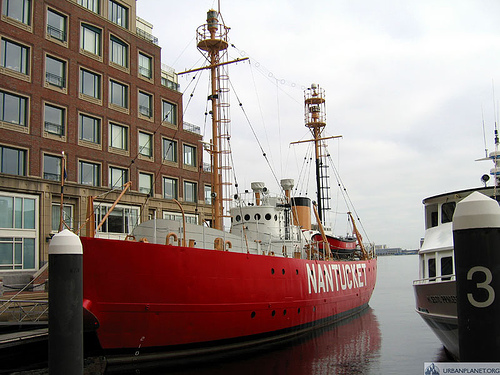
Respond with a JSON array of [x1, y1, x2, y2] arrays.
[[274, 215, 278, 221], [251, 311, 256, 318], [272, 310, 276, 317], [254, 213, 261, 220], [271, 268, 275, 275], [265, 213, 271, 220], [296, 269, 299, 275], [235, 215, 241, 222], [283, 309, 287, 316], [244, 214, 250, 221], [282, 269, 285, 275], [298, 308, 301, 314]]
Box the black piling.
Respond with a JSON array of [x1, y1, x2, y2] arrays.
[[453, 191, 500, 361], [48, 229, 83, 374]]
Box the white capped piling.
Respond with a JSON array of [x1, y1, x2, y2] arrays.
[[453, 191, 500, 361], [48, 229, 83, 374]]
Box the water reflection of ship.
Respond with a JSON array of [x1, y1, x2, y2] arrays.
[[106, 307, 381, 375]]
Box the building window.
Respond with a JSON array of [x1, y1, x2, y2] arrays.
[[1, 38, 29, 75], [108, 0, 128, 28], [162, 138, 177, 163], [79, 114, 100, 144], [109, 80, 128, 108], [2, 0, 31, 26], [109, 166, 127, 189], [138, 131, 152, 158], [161, 100, 176, 125], [139, 172, 153, 195], [44, 104, 65, 136], [51, 204, 73, 232], [43, 154, 61, 181], [163, 211, 198, 224], [184, 181, 197, 203], [78, 0, 99, 13], [138, 91, 152, 118], [80, 23, 101, 55], [0, 91, 27, 127], [80, 68, 101, 99], [45, 55, 66, 88], [0, 145, 25, 175], [0, 193, 37, 271], [204, 185, 212, 205], [138, 52, 152, 79], [95, 203, 138, 234], [47, 8, 67, 42], [109, 123, 128, 151], [163, 177, 177, 200], [109, 35, 127, 68], [183, 144, 196, 167], [79, 160, 100, 186]]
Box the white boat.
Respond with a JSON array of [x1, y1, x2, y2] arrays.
[[413, 181, 499, 359]]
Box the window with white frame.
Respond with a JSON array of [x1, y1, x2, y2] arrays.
[[138, 131, 152, 158], [139, 172, 153, 195], [108, 0, 128, 28], [109, 35, 127, 68], [77, 0, 99, 13], [109, 80, 128, 108], [138, 91, 152, 118], [79, 113, 100, 144], [95, 203, 139, 234], [80, 68, 101, 99], [204, 185, 212, 205], [109, 123, 128, 151], [183, 144, 196, 167], [79, 160, 100, 186], [163, 177, 177, 200], [162, 211, 198, 224], [0, 90, 27, 126], [0, 193, 37, 271], [138, 52, 152, 79], [162, 138, 177, 162], [161, 100, 176, 125], [47, 8, 67, 42], [80, 23, 101, 55], [51, 203, 73, 232], [184, 181, 197, 203], [109, 166, 127, 189], [44, 103, 65, 136], [2, 0, 31, 26], [45, 55, 66, 88], [1, 38, 29, 75], [0, 145, 25, 176]]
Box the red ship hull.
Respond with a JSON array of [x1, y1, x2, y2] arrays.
[[81, 237, 377, 354]]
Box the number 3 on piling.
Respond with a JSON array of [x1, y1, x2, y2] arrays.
[[467, 266, 495, 308]]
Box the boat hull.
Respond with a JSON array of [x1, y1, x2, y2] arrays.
[[81, 237, 377, 354], [413, 279, 458, 359]]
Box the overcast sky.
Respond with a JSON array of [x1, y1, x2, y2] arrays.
[[137, 0, 500, 249]]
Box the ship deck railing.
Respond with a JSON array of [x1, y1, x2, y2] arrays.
[[413, 274, 456, 285]]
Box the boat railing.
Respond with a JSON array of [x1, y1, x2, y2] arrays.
[[413, 274, 456, 285]]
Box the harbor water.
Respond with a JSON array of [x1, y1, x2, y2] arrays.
[[104, 254, 448, 375]]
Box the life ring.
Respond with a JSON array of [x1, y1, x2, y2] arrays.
[[214, 237, 223, 251], [125, 235, 136, 241], [224, 240, 232, 251]]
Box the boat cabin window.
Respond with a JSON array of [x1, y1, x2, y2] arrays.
[[428, 258, 436, 279], [441, 202, 456, 224], [426, 204, 438, 229], [441, 256, 453, 281]]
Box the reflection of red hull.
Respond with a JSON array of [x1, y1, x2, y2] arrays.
[[82, 237, 376, 354], [312, 233, 357, 251]]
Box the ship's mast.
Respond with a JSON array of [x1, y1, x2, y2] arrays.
[[196, 10, 229, 230], [304, 84, 331, 224]]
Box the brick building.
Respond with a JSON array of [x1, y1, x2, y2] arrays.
[[0, 0, 212, 283]]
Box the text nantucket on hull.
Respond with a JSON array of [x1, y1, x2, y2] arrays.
[[79, 8, 377, 359]]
